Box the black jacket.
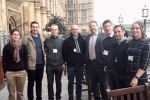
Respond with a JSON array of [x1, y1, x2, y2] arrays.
[[115, 40, 128, 75], [102, 36, 118, 71], [85, 32, 106, 67], [62, 33, 86, 67], [44, 36, 64, 65], [2, 43, 28, 73]]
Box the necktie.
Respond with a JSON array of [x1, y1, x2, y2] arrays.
[[90, 34, 95, 60]]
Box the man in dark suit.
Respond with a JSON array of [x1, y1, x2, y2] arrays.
[[113, 25, 128, 89], [102, 20, 118, 90], [85, 21, 108, 100]]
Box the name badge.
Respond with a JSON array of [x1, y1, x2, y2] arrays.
[[128, 56, 133, 61], [74, 48, 76, 52], [53, 49, 57, 53], [103, 50, 109, 56], [115, 58, 117, 62]]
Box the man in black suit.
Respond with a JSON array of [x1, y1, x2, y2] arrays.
[[102, 20, 118, 90], [113, 25, 128, 89], [85, 21, 108, 100]]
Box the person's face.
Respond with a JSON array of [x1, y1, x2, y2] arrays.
[[71, 25, 78, 36], [11, 31, 20, 42], [30, 23, 39, 34], [103, 23, 113, 36], [114, 27, 125, 41], [50, 25, 59, 37], [89, 22, 98, 34], [131, 23, 142, 39]]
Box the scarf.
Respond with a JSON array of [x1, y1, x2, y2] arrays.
[[73, 34, 81, 53], [10, 40, 22, 62]]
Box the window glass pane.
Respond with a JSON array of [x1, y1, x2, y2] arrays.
[[68, 0, 73, 3]]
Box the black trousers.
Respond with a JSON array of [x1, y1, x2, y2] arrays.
[[114, 72, 126, 89], [27, 64, 44, 100], [67, 66, 84, 100], [46, 64, 63, 100], [106, 71, 116, 90], [86, 60, 108, 100]]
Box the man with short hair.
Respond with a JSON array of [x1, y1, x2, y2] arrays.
[[22, 21, 45, 100], [44, 24, 65, 100], [62, 25, 85, 100], [102, 19, 117, 90], [85, 21, 108, 100], [113, 25, 128, 89]]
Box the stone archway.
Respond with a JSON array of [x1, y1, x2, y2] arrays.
[[6, 0, 23, 34], [8, 11, 22, 34], [8, 16, 17, 33]]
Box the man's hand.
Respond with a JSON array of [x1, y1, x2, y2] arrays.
[[62, 64, 65, 69], [104, 66, 107, 72], [126, 37, 132, 43], [62, 64, 66, 75]]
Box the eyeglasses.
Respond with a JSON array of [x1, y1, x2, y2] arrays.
[[12, 34, 20, 36]]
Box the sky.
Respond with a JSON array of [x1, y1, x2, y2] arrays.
[[94, 0, 150, 25]]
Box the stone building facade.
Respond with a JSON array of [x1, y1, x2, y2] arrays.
[[0, 0, 94, 36], [65, 0, 94, 34]]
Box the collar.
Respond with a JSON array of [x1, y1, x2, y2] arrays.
[[70, 33, 81, 39], [104, 32, 114, 39], [91, 31, 98, 35], [109, 32, 114, 37], [106, 32, 114, 37], [118, 38, 125, 44]]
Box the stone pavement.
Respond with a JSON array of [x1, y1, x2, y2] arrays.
[[0, 69, 91, 100]]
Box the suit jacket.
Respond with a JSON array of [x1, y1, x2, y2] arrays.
[[85, 31, 106, 67]]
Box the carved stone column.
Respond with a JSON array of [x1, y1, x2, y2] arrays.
[[46, 0, 51, 21], [40, 7, 47, 34], [21, 1, 34, 34], [0, 0, 7, 31], [34, 1, 41, 32]]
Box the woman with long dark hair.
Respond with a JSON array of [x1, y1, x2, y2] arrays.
[[2, 29, 28, 100], [127, 21, 150, 87]]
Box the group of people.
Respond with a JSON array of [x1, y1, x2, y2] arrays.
[[2, 19, 150, 100]]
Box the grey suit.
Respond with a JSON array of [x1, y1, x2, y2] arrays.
[[85, 32, 108, 100]]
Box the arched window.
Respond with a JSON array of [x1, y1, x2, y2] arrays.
[[68, 0, 73, 3]]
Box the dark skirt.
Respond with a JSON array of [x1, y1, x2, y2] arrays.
[[126, 71, 148, 87]]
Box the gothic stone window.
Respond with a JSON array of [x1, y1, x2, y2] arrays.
[[82, 29, 86, 32], [81, 0, 86, 3], [68, 10, 73, 23], [68, 0, 73, 3], [81, 10, 86, 23]]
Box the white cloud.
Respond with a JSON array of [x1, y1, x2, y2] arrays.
[[94, 0, 150, 25]]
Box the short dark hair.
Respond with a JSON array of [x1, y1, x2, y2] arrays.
[[102, 19, 113, 27], [10, 28, 20, 35], [89, 20, 98, 26], [114, 25, 125, 31], [30, 21, 39, 27]]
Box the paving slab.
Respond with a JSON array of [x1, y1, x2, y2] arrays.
[[0, 69, 92, 100]]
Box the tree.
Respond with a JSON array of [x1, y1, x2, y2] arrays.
[[44, 15, 67, 35]]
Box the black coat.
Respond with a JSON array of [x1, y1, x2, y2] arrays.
[[102, 36, 118, 70], [62, 33, 86, 67]]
